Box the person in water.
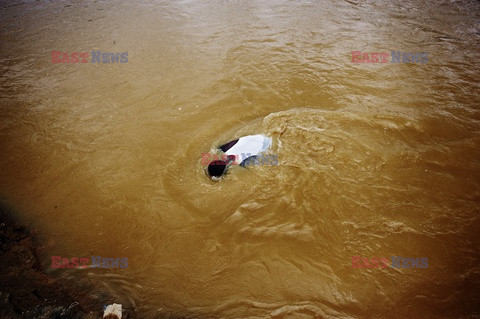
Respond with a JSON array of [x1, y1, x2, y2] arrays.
[[207, 134, 272, 179]]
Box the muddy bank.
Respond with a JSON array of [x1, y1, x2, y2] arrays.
[[0, 209, 132, 319]]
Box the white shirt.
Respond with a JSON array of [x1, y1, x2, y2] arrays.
[[223, 134, 271, 165]]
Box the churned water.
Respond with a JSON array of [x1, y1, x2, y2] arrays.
[[1, 0, 479, 318]]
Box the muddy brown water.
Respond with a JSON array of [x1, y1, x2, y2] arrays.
[[1, 0, 480, 318]]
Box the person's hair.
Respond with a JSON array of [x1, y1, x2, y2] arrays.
[[207, 160, 228, 178]]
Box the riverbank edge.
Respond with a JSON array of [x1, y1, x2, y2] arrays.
[[0, 208, 120, 319]]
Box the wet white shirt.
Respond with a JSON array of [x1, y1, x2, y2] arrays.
[[224, 134, 271, 165]]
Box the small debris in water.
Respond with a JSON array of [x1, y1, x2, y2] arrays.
[[103, 303, 122, 319]]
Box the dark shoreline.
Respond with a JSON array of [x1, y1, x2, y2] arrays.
[[0, 209, 127, 319]]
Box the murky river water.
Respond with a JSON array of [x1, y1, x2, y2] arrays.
[[1, 0, 480, 318]]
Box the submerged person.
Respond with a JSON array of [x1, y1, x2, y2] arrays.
[[206, 134, 272, 179]]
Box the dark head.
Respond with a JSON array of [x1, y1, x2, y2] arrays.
[[207, 160, 228, 178]]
